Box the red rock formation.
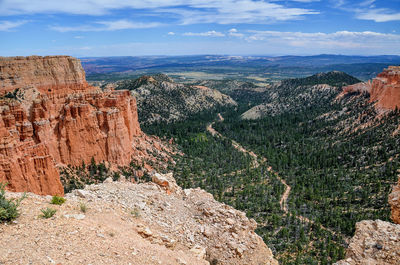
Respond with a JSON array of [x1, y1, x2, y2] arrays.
[[341, 66, 400, 111], [0, 55, 90, 95], [0, 56, 143, 195]]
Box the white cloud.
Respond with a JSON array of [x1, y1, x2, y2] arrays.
[[356, 9, 400, 22], [0, 0, 318, 24], [167, 31, 175, 35], [228, 28, 244, 38], [245, 30, 400, 51], [0, 20, 28, 31], [359, 0, 375, 7], [289, 0, 320, 2], [183, 30, 225, 37], [332, 1, 400, 22], [50, 20, 162, 32]]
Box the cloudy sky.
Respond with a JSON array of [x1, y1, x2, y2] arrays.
[[0, 0, 399, 56]]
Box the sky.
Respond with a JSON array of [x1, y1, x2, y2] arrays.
[[0, 0, 399, 57]]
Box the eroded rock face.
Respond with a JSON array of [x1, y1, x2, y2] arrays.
[[342, 66, 400, 111], [389, 178, 400, 224], [0, 56, 142, 195], [334, 220, 400, 265], [0, 55, 90, 95]]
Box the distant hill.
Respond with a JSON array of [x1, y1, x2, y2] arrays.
[[114, 74, 236, 124], [241, 71, 360, 119]]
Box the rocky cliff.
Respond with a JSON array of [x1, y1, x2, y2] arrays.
[[1, 173, 278, 265], [0, 56, 90, 95], [341, 66, 400, 111], [0, 56, 154, 196]]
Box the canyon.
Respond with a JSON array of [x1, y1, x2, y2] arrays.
[[0, 55, 279, 265], [0, 56, 167, 196], [1, 55, 400, 264]]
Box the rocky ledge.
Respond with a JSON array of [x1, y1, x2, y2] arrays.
[[0, 173, 277, 265]]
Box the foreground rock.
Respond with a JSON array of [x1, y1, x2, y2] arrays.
[[341, 66, 400, 111], [334, 220, 400, 265], [1, 174, 278, 265], [0, 56, 171, 195]]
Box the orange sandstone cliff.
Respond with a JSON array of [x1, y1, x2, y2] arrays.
[[341, 66, 400, 111], [0, 56, 143, 195]]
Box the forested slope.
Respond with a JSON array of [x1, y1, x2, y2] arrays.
[[143, 71, 400, 264]]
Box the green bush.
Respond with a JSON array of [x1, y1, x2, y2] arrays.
[[79, 202, 87, 213], [0, 183, 26, 223], [40, 207, 57, 219], [50, 195, 66, 205]]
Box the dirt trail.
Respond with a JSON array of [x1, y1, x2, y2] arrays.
[[207, 114, 349, 242]]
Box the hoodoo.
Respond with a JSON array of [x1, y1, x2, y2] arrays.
[[0, 56, 142, 195]]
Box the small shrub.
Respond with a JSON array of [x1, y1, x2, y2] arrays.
[[79, 202, 87, 213], [130, 207, 141, 218], [50, 195, 66, 205], [40, 207, 57, 219], [0, 183, 26, 223], [112, 172, 121, 181], [210, 259, 219, 265]]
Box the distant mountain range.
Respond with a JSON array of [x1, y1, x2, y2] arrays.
[[81, 54, 400, 81]]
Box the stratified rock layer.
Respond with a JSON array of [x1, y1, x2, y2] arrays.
[[0, 55, 90, 95], [0, 56, 142, 195], [342, 66, 400, 111]]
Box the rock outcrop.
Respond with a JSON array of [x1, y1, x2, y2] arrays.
[[0, 173, 278, 265], [334, 220, 400, 265], [389, 177, 400, 224], [0, 56, 150, 196], [341, 66, 400, 111]]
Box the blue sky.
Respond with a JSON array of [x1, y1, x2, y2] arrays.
[[0, 0, 399, 56]]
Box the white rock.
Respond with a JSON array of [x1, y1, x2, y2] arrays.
[[63, 214, 85, 220], [176, 258, 187, 265], [75, 189, 90, 198], [103, 177, 113, 183], [226, 218, 235, 225], [190, 245, 206, 260]]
